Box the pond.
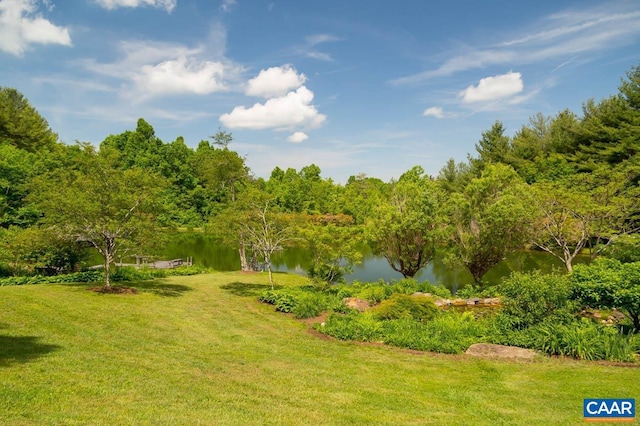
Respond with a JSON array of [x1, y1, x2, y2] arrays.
[[140, 232, 591, 293]]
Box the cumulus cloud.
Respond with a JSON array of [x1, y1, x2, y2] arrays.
[[287, 131, 308, 143], [81, 38, 243, 100], [245, 65, 306, 98], [460, 71, 523, 103], [132, 56, 228, 96], [0, 0, 71, 56], [423, 106, 445, 118], [94, 0, 176, 12], [220, 86, 326, 130]]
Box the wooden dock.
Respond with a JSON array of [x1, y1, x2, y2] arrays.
[[90, 256, 193, 270]]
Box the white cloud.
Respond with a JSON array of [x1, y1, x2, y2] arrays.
[[0, 0, 71, 56], [220, 86, 326, 130], [245, 65, 306, 98], [460, 72, 523, 103], [287, 132, 308, 143], [132, 56, 228, 96], [220, 0, 235, 12], [94, 0, 176, 12], [423, 106, 444, 118], [391, 3, 640, 84], [80, 38, 243, 100]]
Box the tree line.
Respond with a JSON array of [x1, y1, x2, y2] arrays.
[[1, 63, 639, 287]]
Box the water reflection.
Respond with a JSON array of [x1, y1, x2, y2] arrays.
[[148, 233, 590, 293]]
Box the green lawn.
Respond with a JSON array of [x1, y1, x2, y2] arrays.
[[1, 272, 638, 425]]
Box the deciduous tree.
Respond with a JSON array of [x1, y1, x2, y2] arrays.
[[30, 145, 166, 288]]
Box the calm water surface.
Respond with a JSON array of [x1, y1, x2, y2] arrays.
[[152, 233, 590, 293]]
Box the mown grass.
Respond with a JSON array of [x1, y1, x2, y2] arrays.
[[1, 271, 639, 425]]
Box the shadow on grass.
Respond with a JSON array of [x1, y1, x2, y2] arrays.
[[0, 335, 60, 367], [62, 280, 193, 298], [133, 280, 194, 298], [220, 282, 283, 297]]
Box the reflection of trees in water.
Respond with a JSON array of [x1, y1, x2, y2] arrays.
[[271, 247, 311, 271], [143, 234, 591, 292]]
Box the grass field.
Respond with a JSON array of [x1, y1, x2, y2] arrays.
[[1, 272, 639, 425]]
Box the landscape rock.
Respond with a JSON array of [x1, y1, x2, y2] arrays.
[[342, 297, 370, 312], [465, 343, 538, 360]]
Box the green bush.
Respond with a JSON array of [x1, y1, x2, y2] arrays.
[[355, 284, 390, 304], [417, 281, 452, 299], [292, 293, 326, 319], [318, 310, 487, 354], [318, 311, 384, 342], [532, 319, 637, 361], [498, 270, 573, 329], [455, 283, 500, 299], [570, 259, 640, 331], [602, 234, 640, 263], [259, 287, 343, 317], [259, 288, 301, 313], [371, 294, 437, 322], [0, 265, 207, 287]]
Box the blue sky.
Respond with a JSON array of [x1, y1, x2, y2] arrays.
[[1, 0, 639, 183]]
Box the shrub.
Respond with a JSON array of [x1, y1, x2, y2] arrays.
[[355, 284, 390, 304], [532, 319, 637, 361], [319, 311, 384, 342], [498, 270, 573, 329], [371, 294, 437, 322], [417, 281, 452, 299], [259, 287, 343, 317], [602, 234, 640, 263], [259, 288, 301, 313], [292, 293, 326, 319], [387, 278, 420, 295], [0, 265, 207, 287], [455, 283, 500, 299], [571, 258, 640, 331], [318, 310, 488, 354]]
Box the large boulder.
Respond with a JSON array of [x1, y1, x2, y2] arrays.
[[342, 297, 370, 312], [465, 343, 538, 360]]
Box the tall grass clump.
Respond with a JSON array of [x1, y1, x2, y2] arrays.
[[319, 310, 488, 354], [532, 319, 637, 362]]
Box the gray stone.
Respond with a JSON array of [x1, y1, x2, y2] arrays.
[[465, 343, 538, 360]]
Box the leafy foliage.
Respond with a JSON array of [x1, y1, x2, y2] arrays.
[[302, 221, 363, 284], [0, 265, 208, 286], [498, 270, 574, 329], [445, 164, 536, 283], [570, 258, 640, 331], [319, 311, 487, 354], [258, 286, 344, 318], [371, 294, 437, 322], [29, 146, 167, 287], [367, 166, 443, 278]]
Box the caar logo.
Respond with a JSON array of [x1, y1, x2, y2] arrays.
[[584, 399, 635, 422]]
